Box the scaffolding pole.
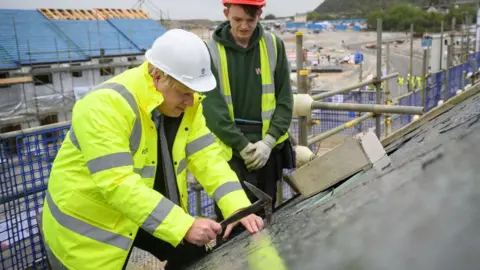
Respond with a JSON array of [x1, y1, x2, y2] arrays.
[[311, 72, 399, 101], [376, 18, 383, 138], [54, 37, 68, 120], [308, 113, 373, 146], [311, 102, 424, 115]]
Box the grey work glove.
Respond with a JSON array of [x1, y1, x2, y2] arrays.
[[245, 135, 276, 171], [239, 143, 257, 164]]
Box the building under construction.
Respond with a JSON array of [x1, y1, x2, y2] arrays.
[[0, 8, 166, 136]]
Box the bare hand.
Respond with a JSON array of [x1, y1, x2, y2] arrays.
[[184, 218, 222, 246], [223, 214, 264, 240]]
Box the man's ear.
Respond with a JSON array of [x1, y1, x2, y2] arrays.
[[256, 9, 263, 20], [223, 8, 229, 19]]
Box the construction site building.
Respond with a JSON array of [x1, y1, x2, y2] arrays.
[[0, 8, 166, 136]]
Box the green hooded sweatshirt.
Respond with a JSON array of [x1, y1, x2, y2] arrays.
[[202, 21, 293, 153]]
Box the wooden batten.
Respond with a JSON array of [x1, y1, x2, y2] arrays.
[[37, 8, 102, 20], [0, 76, 33, 86], [38, 8, 149, 20]]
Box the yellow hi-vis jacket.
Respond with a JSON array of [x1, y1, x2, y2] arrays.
[[205, 33, 289, 161], [42, 61, 251, 269]]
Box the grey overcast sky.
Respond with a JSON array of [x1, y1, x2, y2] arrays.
[[0, 0, 324, 21]]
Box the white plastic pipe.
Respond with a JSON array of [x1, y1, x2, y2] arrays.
[[293, 94, 314, 117]]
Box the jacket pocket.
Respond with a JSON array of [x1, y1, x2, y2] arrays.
[[64, 191, 121, 230]]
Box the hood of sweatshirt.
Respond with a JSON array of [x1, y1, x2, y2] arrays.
[[212, 21, 264, 52]]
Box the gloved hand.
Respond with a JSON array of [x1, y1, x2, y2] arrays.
[[239, 143, 257, 164], [245, 135, 276, 171]]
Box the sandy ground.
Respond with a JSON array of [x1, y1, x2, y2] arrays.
[[279, 30, 422, 93], [391, 37, 425, 59]]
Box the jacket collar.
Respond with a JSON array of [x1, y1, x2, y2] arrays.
[[136, 61, 165, 115]]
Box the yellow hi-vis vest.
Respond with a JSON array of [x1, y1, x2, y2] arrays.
[[205, 33, 289, 161], [416, 76, 422, 88], [42, 62, 251, 269]]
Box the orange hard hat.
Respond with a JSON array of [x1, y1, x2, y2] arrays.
[[222, 0, 266, 7]]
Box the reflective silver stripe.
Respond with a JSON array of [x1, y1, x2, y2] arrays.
[[205, 39, 231, 106], [134, 166, 155, 178], [213, 181, 243, 202], [87, 152, 133, 174], [206, 39, 220, 72], [261, 33, 277, 122], [69, 126, 80, 150], [77, 82, 142, 155], [46, 192, 132, 251], [186, 133, 216, 157], [263, 33, 277, 73], [224, 94, 233, 105], [263, 84, 275, 94], [176, 158, 186, 175], [141, 198, 175, 234], [44, 243, 68, 269], [262, 109, 275, 121]]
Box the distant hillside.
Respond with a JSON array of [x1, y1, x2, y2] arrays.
[[314, 0, 431, 14], [161, 19, 214, 28]]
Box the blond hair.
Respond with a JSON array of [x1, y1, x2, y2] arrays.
[[148, 62, 182, 88]]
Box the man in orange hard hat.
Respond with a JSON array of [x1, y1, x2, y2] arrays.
[[203, 0, 295, 226]]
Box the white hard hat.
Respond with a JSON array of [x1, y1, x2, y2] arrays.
[[145, 29, 216, 93]]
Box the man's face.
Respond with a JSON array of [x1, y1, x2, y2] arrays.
[[153, 71, 195, 117], [224, 5, 261, 43]]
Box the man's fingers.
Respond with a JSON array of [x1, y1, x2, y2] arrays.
[[244, 149, 258, 163], [257, 160, 267, 170], [244, 155, 256, 166], [205, 228, 217, 240], [209, 221, 222, 234], [246, 157, 261, 170], [245, 155, 257, 166], [242, 218, 254, 234], [249, 218, 259, 233], [255, 216, 265, 230], [223, 224, 234, 240], [196, 233, 209, 246]]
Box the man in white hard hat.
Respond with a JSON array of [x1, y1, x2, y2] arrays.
[[41, 29, 263, 270]]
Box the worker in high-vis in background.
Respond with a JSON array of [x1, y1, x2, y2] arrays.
[[397, 76, 404, 87], [416, 75, 422, 90], [203, 0, 295, 221], [41, 29, 264, 270]]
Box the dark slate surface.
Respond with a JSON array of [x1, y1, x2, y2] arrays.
[[189, 92, 480, 270]]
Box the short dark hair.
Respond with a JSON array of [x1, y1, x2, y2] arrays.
[[226, 4, 260, 18]]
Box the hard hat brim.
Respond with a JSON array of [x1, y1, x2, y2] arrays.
[[180, 73, 217, 93], [146, 49, 217, 93]]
